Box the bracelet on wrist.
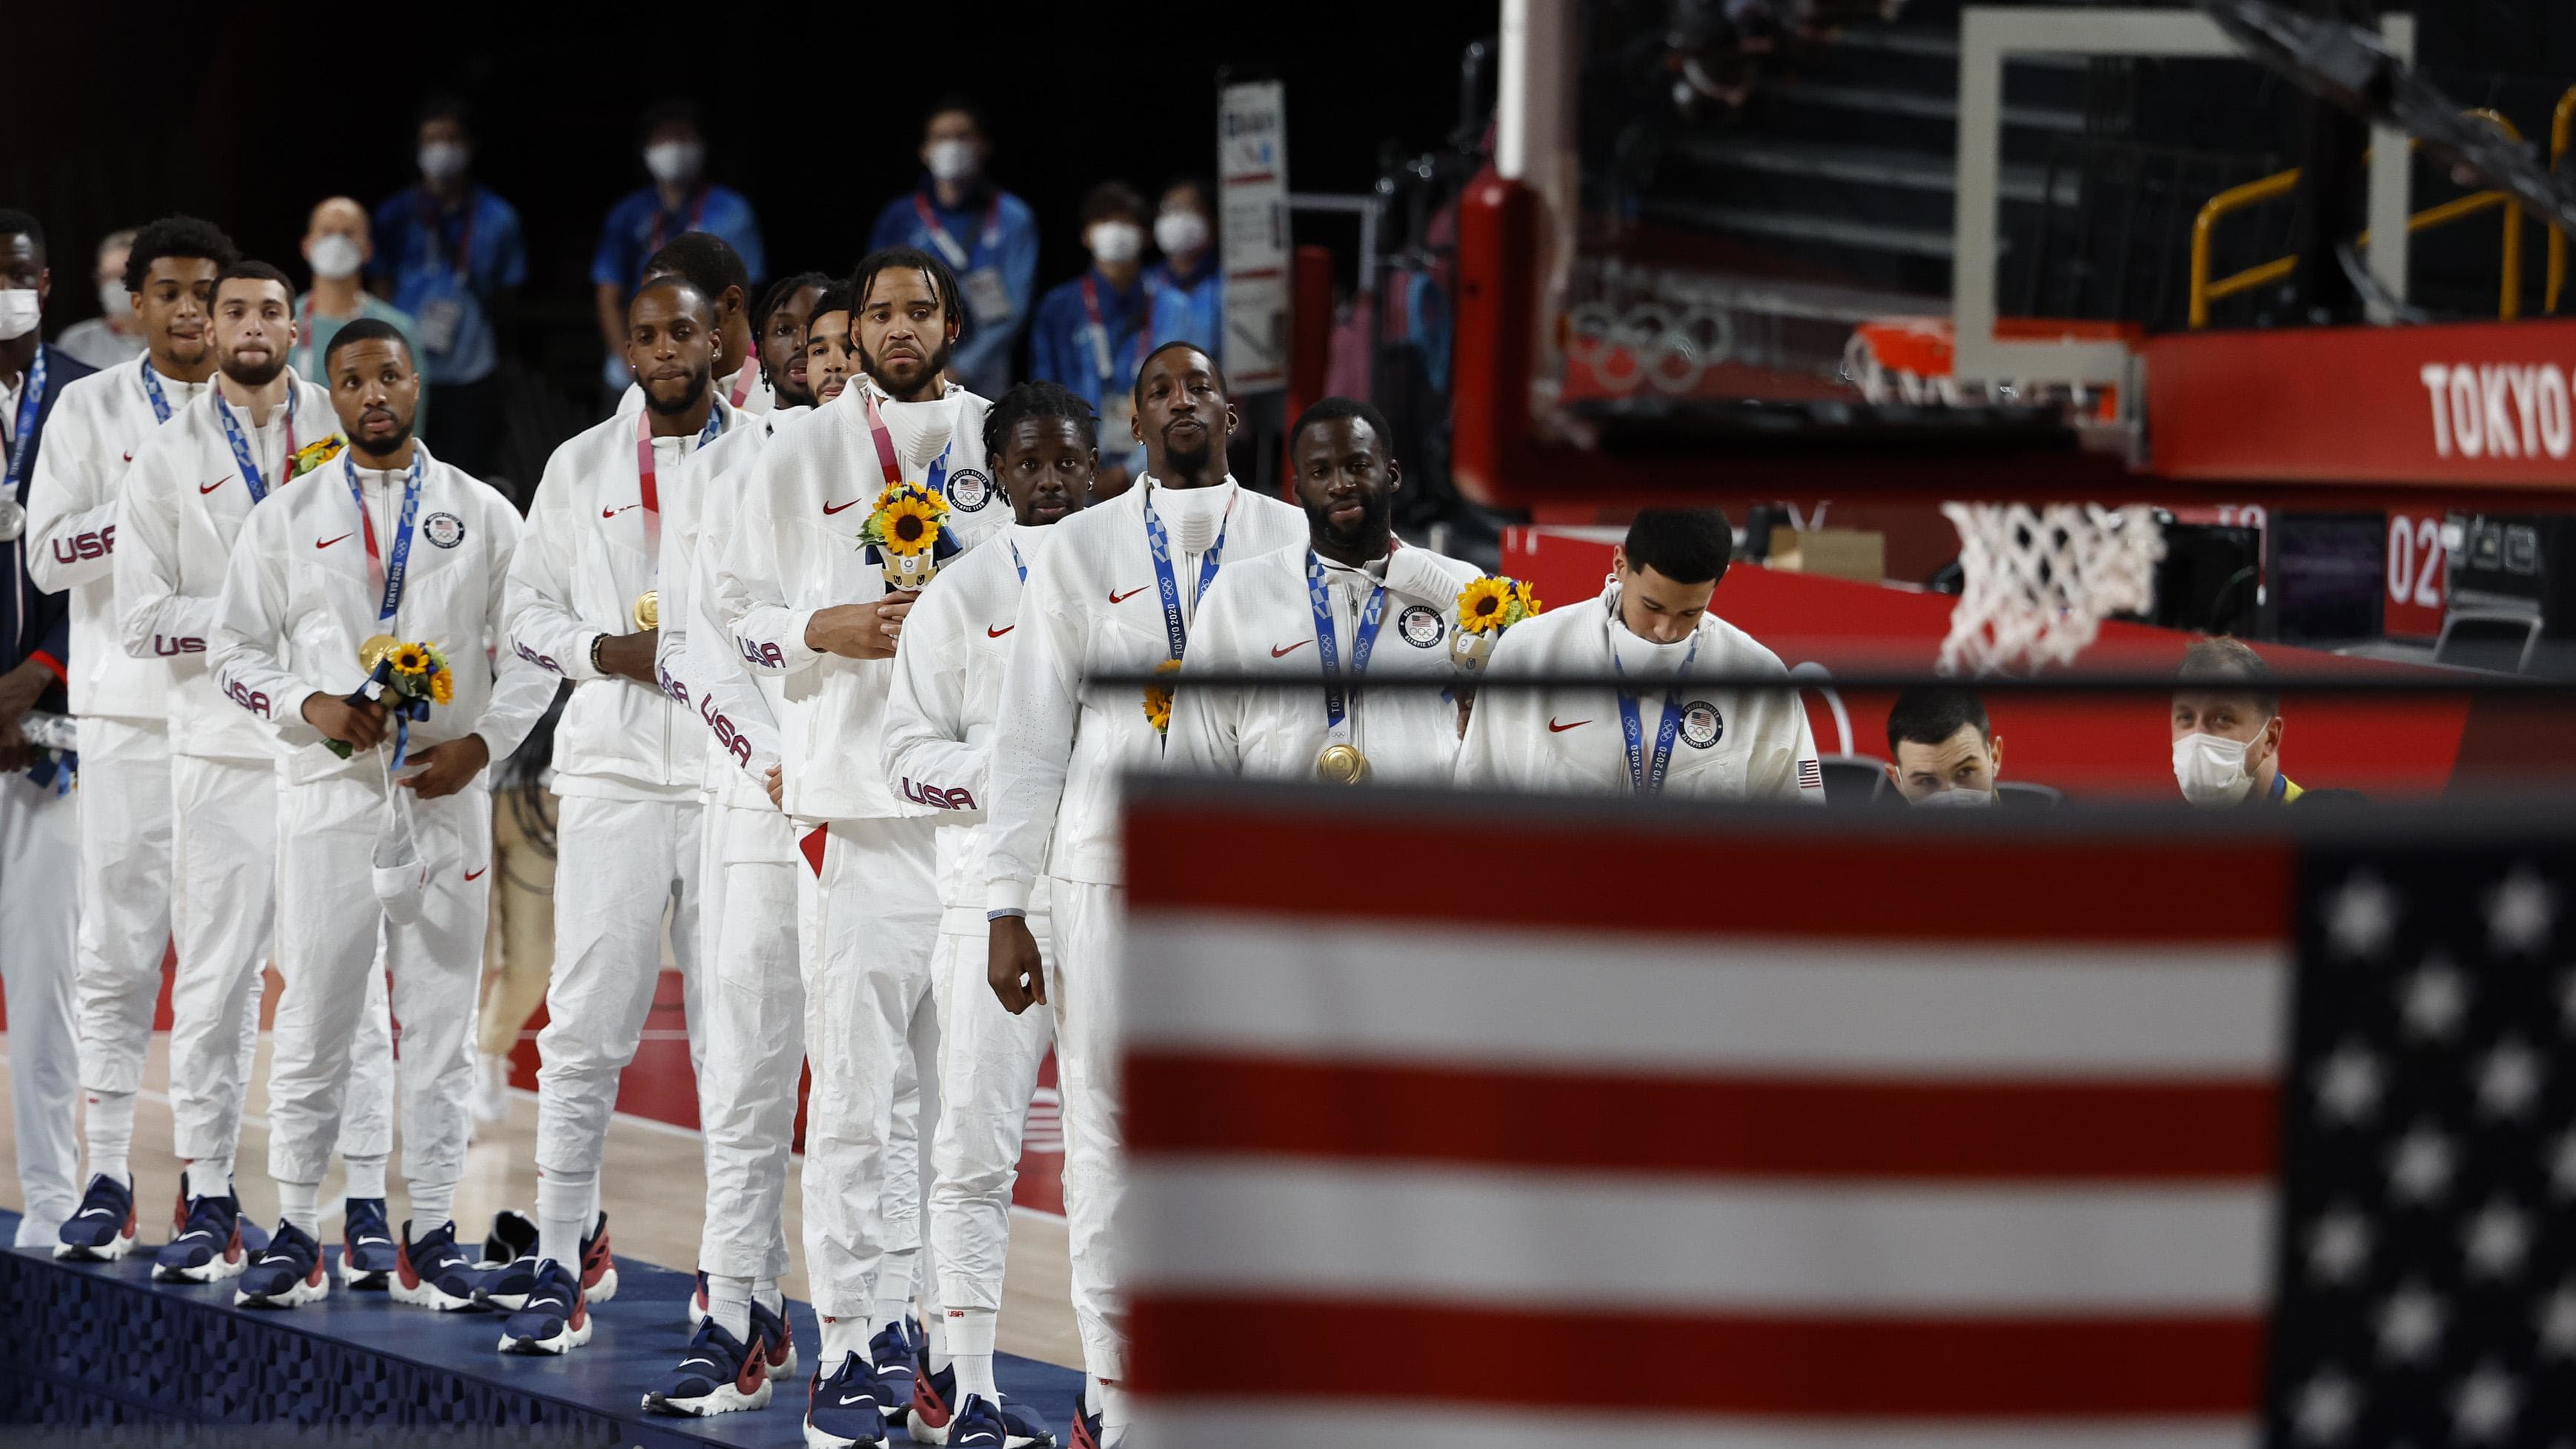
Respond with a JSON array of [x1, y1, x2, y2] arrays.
[[589, 634, 607, 672]]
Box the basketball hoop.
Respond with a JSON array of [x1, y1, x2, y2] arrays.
[[1939, 502, 2166, 674]]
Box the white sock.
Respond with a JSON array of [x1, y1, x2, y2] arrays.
[[1086, 1373, 1105, 1413], [276, 1178, 323, 1238], [1101, 1381, 1132, 1437], [187, 1155, 233, 1200], [755, 1276, 784, 1315], [950, 1308, 999, 1401], [343, 1153, 389, 1201], [820, 1315, 867, 1373], [872, 1247, 918, 1331], [927, 1306, 949, 1368], [710, 1272, 754, 1342], [84, 1090, 137, 1186], [409, 1178, 457, 1233], [537, 1166, 597, 1266]]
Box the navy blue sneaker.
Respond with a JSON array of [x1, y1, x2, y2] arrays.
[[643, 1315, 772, 1416], [389, 1220, 482, 1311], [341, 1196, 399, 1289], [153, 1187, 250, 1283], [474, 1213, 614, 1311], [948, 1393, 1055, 1448], [53, 1173, 137, 1261], [1070, 1387, 1104, 1449], [497, 1259, 591, 1355], [236, 1221, 329, 1308], [869, 1316, 926, 1425], [477, 1207, 536, 1268], [753, 1296, 798, 1379], [914, 1367, 1058, 1449], [802, 1351, 888, 1449]]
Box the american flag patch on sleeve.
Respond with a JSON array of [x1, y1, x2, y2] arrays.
[[1797, 757, 1823, 789]]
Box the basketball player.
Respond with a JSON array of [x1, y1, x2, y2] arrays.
[[983, 340, 1307, 1448], [210, 319, 554, 1309], [882, 380, 1092, 1448], [496, 273, 735, 1353], [803, 288, 856, 406], [116, 260, 402, 1287], [750, 271, 830, 411], [614, 233, 770, 418], [30, 216, 229, 1263], [1168, 397, 1482, 783], [1455, 507, 1826, 800], [712, 246, 1006, 1449]]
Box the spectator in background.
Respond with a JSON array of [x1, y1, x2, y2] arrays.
[[54, 228, 145, 371], [2171, 635, 2308, 806], [1148, 179, 1223, 356], [372, 96, 526, 481], [1031, 182, 1154, 495], [1883, 686, 2002, 806], [592, 99, 765, 397], [869, 97, 1035, 399], [292, 198, 424, 429]]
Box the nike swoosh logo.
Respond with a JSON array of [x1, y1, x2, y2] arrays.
[[837, 1393, 872, 1406], [199, 477, 232, 495], [1548, 717, 1591, 732], [1270, 640, 1312, 658], [822, 499, 862, 515], [602, 503, 639, 518], [465, 866, 488, 881], [1108, 586, 1148, 604], [316, 533, 353, 549], [986, 624, 1014, 638]]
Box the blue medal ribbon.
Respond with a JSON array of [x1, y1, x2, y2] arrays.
[[345, 451, 427, 764], [1006, 537, 1026, 583], [1139, 482, 1232, 666], [1610, 628, 1704, 797], [137, 356, 174, 422], [1306, 552, 1387, 739], [213, 378, 298, 504], [5, 348, 44, 497]]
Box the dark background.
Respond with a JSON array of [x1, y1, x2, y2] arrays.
[[8, 1, 1495, 391]]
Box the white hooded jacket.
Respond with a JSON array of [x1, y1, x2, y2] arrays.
[[210, 443, 554, 785], [26, 354, 212, 721], [1167, 540, 1484, 785], [115, 370, 340, 760], [654, 405, 796, 812]]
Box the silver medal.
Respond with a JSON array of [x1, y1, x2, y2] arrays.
[[0, 497, 25, 543]]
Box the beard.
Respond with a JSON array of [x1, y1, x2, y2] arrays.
[[771, 370, 816, 410], [351, 415, 414, 460], [644, 365, 713, 416], [220, 348, 286, 388], [860, 335, 954, 400], [1161, 419, 1218, 478], [1305, 490, 1392, 553]]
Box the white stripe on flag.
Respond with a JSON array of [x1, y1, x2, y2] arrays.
[[1131, 1406, 2256, 1449], [1127, 914, 2287, 1077], [1127, 1160, 2273, 1311]]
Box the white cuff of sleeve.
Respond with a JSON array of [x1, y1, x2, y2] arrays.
[[986, 878, 1034, 915]]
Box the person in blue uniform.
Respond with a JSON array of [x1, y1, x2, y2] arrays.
[[1146, 178, 1223, 357], [868, 97, 1037, 400], [370, 96, 528, 480], [1029, 182, 1157, 497], [591, 99, 765, 397]]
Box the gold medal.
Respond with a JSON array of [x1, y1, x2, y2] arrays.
[[1315, 743, 1371, 786], [357, 634, 399, 672], [632, 590, 660, 631]]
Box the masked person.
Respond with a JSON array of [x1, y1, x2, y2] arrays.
[[1458, 507, 1827, 802], [714, 246, 1011, 1449], [53, 228, 145, 372], [984, 341, 1308, 1448], [291, 198, 423, 428], [615, 233, 769, 419], [496, 273, 737, 1353], [1884, 686, 2003, 806], [1168, 397, 1481, 784], [371, 97, 527, 481], [211, 317, 553, 1309], [1032, 183, 1158, 498], [2171, 635, 2306, 806], [591, 99, 765, 396], [1145, 179, 1221, 357], [0, 208, 93, 1250], [30, 215, 231, 1264], [880, 380, 1092, 1448], [869, 98, 1037, 400]]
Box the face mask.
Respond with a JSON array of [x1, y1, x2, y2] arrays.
[[1155, 210, 1211, 256], [0, 290, 39, 342], [643, 141, 703, 185], [1913, 786, 1996, 809], [925, 139, 979, 183], [308, 234, 364, 282], [1089, 222, 1145, 266], [419, 142, 468, 182], [98, 282, 133, 320], [2173, 731, 2256, 806]]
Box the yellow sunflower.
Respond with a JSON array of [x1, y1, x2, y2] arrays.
[[1142, 658, 1184, 735], [391, 644, 431, 677], [874, 495, 941, 557], [430, 671, 454, 706], [1456, 577, 1516, 634], [1510, 580, 1543, 620]]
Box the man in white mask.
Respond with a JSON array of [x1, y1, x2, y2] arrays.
[[1031, 183, 1157, 500], [291, 199, 422, 428], [590, 99, 766, 400], [867, 97, 1038, 400], [1458, 507, 1827, 802], [1145, 179, 1221, 357], [54, 229, 146, 371], [1884, 685, 2005, 806], [2171, 636, 2304, 806]]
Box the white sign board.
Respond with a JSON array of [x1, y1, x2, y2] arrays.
[[1218, 79, 1290, 393]]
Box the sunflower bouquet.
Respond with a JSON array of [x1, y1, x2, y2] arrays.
[[286, 434, 347, 482], [857, 481, 960, 591], [1450, 575, 1543, 672], [1142, 658, 1183, 736], [327, 637, 454, 764]]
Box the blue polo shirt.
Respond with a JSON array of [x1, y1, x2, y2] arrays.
[[869, 182, 1039, 399], [591, 183, 766, 297], [1146, 256, 1223, 357], [370, 183, 528, 385]]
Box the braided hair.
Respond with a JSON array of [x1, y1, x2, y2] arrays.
[[982, 379, 1098, 458]]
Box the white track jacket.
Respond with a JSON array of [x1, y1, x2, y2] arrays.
[[654, 407, 796, 809], [210, 445, 554, 784]]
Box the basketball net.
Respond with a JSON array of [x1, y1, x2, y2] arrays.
[[1939, 503, 2165, 674]]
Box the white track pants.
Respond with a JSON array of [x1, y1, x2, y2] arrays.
[[71, 717, 173, 1102], [1, 772, 81, 1240], [798, 816, 940, 1320], [695, 801, 802, 1281], [1052, 878, 1124, 1383], [928, 915, 1055, 1316], [267, 776, 486, 1205], [535, 793, 703, 1209], [166, 754, 276, 1166]]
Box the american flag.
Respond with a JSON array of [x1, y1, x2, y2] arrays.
[[1116, 789, 2575, 1448], [1799, 756, 1825, 791]]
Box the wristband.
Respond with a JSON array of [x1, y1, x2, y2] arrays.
[[589, 633, 607, 673], [986, 907, 1028, 921]]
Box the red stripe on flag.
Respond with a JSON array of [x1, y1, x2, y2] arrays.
[[1126, 1053, 2278, 1179], [1123, 804, 2289, 941], [1131, 1296, 2263, 1415]]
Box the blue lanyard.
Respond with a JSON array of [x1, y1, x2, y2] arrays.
[[926, 439, 952, 500], [1611, 628, 1704, 797], [1006, 538, 1026, 583], [138, 356, 174, 422], [5, 349, 44, 496], [344, 451, 425, 626], [1306, 552, 1387, 734], [1139, 483, 1231, 663], [213, 379, 297, 505]]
